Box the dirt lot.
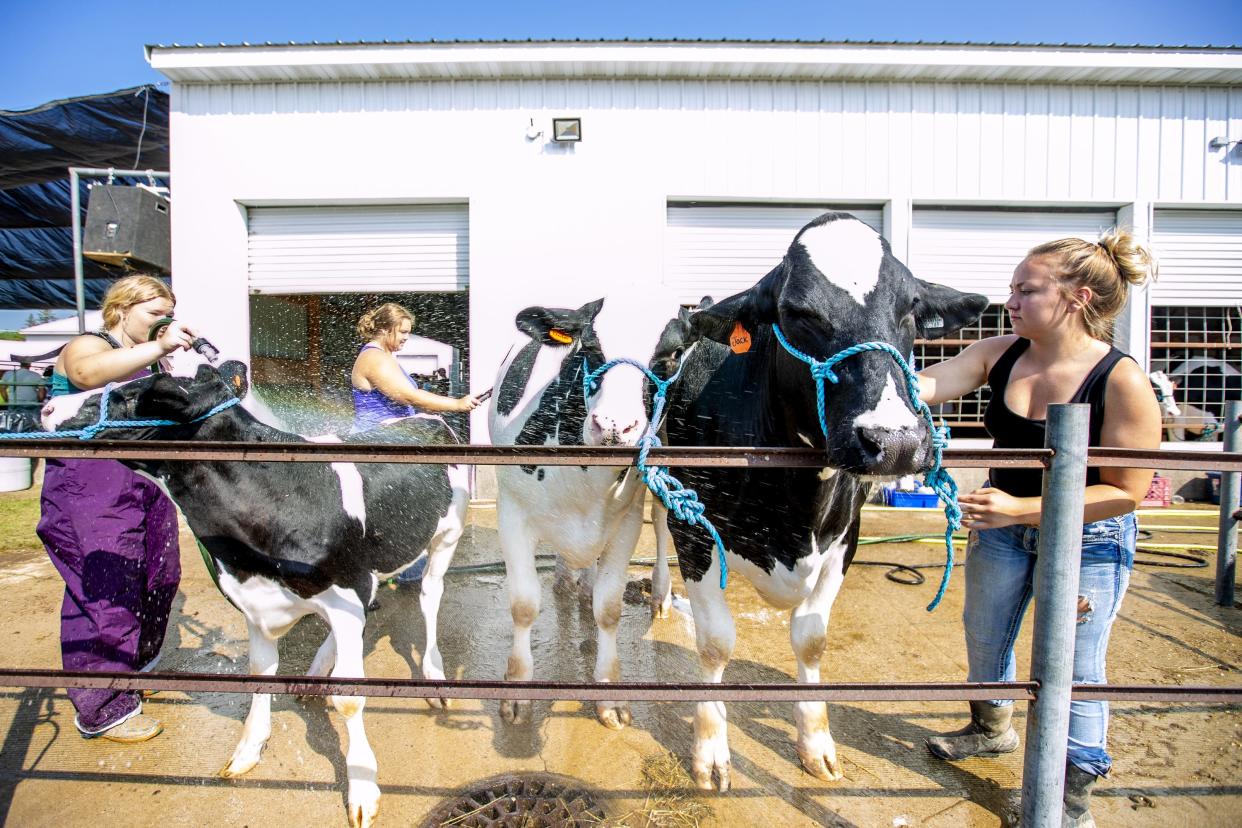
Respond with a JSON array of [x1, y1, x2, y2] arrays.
[[0, 470, 1237, 827]]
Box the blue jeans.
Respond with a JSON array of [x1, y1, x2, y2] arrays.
[[963, 513, 1136, 778]]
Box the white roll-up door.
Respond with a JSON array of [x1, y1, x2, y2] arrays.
[[909, 209, 1117, 302], [664, 203, 884, 304], [247, 204, 468, 294], [1150, 209, 1242, 306]]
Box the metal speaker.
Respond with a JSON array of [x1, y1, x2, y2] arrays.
[[83, 185, 171, 273]]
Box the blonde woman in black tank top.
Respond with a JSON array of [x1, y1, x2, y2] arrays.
[[914, 231, 1161, 827]]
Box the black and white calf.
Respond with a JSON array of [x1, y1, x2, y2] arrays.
[[42, 363, 469, 828], [487, 291, 688, 728], [660, 212, 988, 789]]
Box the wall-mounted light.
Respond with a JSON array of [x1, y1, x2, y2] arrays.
[[1209, 136, 1240, 150], [552, 118, 582, 143]]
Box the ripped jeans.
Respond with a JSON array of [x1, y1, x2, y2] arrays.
[[963, 513, 1136, 778]]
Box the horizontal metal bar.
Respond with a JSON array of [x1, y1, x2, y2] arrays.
[[0, 669, 1236, 704], [2, 439, 1240, 472]]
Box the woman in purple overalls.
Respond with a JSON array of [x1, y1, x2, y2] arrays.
[[37, 274, 201, 743], [916, 231, 1162, 827]]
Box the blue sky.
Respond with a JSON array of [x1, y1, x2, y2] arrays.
[[0, 0, 1239, 328]]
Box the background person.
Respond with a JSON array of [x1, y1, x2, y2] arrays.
[[350, 302, 478, 433], [37, 274, 201, 743], [0, 359, 45, 429], [915, 230, 1161, 827]]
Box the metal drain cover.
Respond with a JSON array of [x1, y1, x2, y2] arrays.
[[421, 772, 608, 827]]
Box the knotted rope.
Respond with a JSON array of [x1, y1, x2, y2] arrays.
[[0, 382, 241, 441], [771, 324, 961, 611], [583, 358, 731, 589]]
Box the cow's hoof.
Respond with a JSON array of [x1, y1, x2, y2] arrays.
[[425, 696, 452, 710], [692, 760, 731, 792], [596, 702, 631, 730], [650, 593, 672, 620], [499, 699, 531, 725], [799, 751, 845, 782], [347, 781, 380, 828]]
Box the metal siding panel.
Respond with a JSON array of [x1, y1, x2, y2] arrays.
[[889, 83, 913, 194], [247, 205, 469, 294], [842, 83, 868, 194], [1229, 88, 1242, 201], [957, 84, 982, 198], [664, 205, 884, 304], [909, 209, 1118, 302], [933, 83, 957, 196], [794, 83, 821, 194], [1114, 86, 1139, 202], [1160, 87, 1184, 200], [1002, 85, 1026, 195], [911, 83, 935, 195], [865, 83, 890, 195], [821, 83, 845, 194], [1091, 86, 1117, 200], [1025, 85, 1049, 198], [1137, 86, 1162, 201], [978, 85, 1004, 198], [1204, 88, 1229, 202], [1046, 86, 1073, 199], [1151, 209, 1242, 306], [1182, 88, 1206, 201], [1069, 86, 1095, 201]]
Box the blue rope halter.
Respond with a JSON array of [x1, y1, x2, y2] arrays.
[[770, 324, 961, 611], [583, 357, 731, 590], [0, 382, 241, 441]]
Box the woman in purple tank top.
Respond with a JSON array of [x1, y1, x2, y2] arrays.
[[914, 230, 1162, 827], [349, 302, 479, 434], [38, 274, 204, 744]]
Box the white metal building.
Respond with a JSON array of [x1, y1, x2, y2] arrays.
[[146, 40, 1242, 442]]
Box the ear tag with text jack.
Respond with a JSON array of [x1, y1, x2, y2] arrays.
[[729, 321, 752, 354], [549, 329, 573, 345]]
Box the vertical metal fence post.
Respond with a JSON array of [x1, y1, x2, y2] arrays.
[[1021, 403, 1090, 828], [69, 168, 86, 334], [1216, 400, 1241, 607]]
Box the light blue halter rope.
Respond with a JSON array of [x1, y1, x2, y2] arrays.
[[770, 324, 961, 612], [582, 358, 731, 590], [0, 382, 242, 441]]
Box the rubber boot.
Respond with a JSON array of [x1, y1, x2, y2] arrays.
[[925, 701, 1020, 760], [1062, 762, 1098, 828]]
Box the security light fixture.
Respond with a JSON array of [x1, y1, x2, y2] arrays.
[[552, 118, 582, 143], [1209, 136, 1240, 150]]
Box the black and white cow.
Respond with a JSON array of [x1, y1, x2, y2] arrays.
[[487, 290, 688, 728], [42, 363, 469, 828], [659, 212, 988, 790]]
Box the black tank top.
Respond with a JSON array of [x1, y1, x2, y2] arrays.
[[984, 338, 1130, 498]]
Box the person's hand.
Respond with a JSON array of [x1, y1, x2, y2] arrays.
[[154, 319, 198, 354], [958, 487, 1034, 530], [455, 394, 481, 412]]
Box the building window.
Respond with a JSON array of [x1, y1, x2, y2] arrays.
[[1149, 306, 1242, 443], [915, 304, 1009, 438]]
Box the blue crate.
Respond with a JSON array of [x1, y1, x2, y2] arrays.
[[886, 489, 942, 508]]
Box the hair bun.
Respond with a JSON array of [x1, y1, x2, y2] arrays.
[[1097, 228, 1157, 287]]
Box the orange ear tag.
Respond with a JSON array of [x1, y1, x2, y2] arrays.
[[548, 329, 573, 345], [729, 321, 752, 354]]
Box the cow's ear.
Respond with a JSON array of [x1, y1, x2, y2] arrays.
[[515, 306, 558, 341], [217, 360, 250, 399], [691, 266, 780, 345], [577, 298, 604, 321], [913, 279, 989, 340], [133, 374, 194, 420]]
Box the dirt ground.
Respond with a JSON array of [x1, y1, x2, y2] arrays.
[[0, 471, 1237, 828]]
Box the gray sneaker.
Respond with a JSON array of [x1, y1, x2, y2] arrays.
[[83, 713, 164, 744]]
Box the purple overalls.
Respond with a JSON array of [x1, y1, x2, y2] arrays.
[[36, 367, 181, 734]]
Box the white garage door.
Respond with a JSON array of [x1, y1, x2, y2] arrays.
[[1150, 209, 1242, 306], [909, 209, 1117, 302], [247, 204, 468, 294], [663, 203, 884, 304]]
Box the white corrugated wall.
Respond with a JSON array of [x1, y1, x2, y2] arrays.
[[1151, 209, 1242, 306]]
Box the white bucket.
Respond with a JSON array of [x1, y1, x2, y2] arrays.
[[0, 457, 32, 492]]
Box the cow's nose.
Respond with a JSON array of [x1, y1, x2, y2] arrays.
[[856, 426, 925, 471]]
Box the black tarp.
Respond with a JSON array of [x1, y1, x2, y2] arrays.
[[0, 85, 169, 309]]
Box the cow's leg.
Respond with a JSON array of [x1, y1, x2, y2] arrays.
[[321, 588, 379, 828], [220, 621, 279, 778], [419, 467, 468, 708], [650, 499, 673, 619], [307, 633, 337, 677], [592, 508, 642, 729], [686, 569, 736, 791], [498, 503, 539, 725], [790, 547, 848, 782]]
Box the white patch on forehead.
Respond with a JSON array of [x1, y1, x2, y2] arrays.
[[799, 219, 884, 306], [853, 373, 920, 432]]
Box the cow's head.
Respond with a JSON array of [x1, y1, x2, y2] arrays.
[[493, 292, 685, 449], [1148, 371, 1181, 418], [42, 361, 250, 441], [693, 212, 988, 475]]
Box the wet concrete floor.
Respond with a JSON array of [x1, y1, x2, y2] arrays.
[[0, 482, 1237, 827]]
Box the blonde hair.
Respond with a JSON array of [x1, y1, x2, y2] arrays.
[[357, 302, 413, 343], [101, 274, 176, 328], [1028, 228, 1157, 341]]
